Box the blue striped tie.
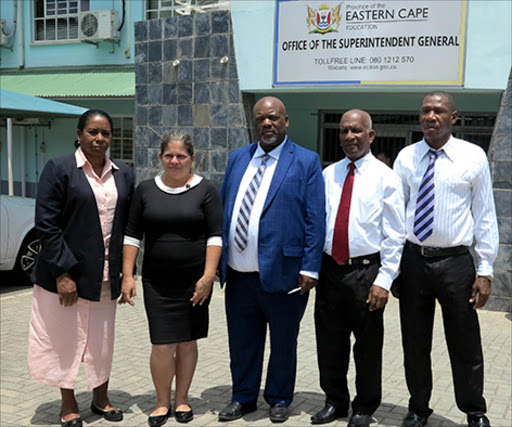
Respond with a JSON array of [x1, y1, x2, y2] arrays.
[[234, 154, 270, 252], [413, 149, 440, 242]]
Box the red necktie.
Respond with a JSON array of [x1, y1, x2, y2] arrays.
[[332, 163, 356, 265]]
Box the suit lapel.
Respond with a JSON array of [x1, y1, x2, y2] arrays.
[[263, 139, 294, 213]]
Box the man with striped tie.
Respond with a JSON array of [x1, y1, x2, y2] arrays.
[[393, 92, 499, 427], [218, 97, 325, 423]]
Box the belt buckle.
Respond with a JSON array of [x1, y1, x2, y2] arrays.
[[420, 246, 430, 257]]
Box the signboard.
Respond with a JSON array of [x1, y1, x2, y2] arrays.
[[274, 0, 467, 86]]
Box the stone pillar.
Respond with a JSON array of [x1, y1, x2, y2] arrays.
[[487, 68, 512, 312], [133, 11, 251, 189]]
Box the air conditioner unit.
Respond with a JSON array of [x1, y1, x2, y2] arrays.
[[0, 19, 9, 46], [78, 10, 119, 42]]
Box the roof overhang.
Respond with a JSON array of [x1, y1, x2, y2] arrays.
[[0, 68, 135, 99]]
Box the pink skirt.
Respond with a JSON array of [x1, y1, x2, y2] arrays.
[[28, 282, 117, 390]]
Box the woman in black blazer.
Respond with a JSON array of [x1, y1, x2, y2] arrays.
[[28, 110, 134, 427]]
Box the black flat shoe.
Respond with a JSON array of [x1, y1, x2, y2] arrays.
[[91, 402, 123, 422], [348, 412, 373, 427], [269, 403, 289, 423], [175, 408, 193, 423], [401, 412, 428, 427], [148, 408, 171, 427], [311, 404, 347, 425], [468, 415, 490, 427], [61, 416, 82, 427], [218, 401, 257, 421]]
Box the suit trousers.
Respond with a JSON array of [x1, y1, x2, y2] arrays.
[[225, 268, 308, 406], [399, 243, 486, 418], [315, 254, 383, 415]]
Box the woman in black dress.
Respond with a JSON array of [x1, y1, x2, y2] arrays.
[[119, 131, 222, 426]]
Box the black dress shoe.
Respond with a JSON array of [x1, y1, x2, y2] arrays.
[[401, 412, 428, 427], [269, 403, 289, 423], [61, 416, 82, 427], [90, 403, 123, 422], [148, 408, 171, 427], [175, 408, 193, 423], [311, 404, 347, 424], [218, 401, 257, 421], [348, 412, 373, 427], [468, 415, 490, 427]]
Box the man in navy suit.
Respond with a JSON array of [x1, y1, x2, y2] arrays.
[[218, 97, 325, 423]]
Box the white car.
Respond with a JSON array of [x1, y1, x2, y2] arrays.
[[0, 195, 40, 276]]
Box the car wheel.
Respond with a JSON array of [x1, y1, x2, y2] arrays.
[[15, 231, 41, 277]]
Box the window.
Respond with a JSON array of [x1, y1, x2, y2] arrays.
[[34, 0, 89, 42], [111, 117, 134, 167], [319, 111, 496, 167], [145, 0, 229, 19]]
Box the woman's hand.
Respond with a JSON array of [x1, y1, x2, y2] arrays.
[[119, 275, 137, 306], [57, 273, 78, 306], [190, 277, 212, 307]]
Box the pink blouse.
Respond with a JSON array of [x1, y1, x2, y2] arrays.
[[75, 147, 119, 281]]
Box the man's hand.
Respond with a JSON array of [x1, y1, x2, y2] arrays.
[[366, 285, 388, 311], [56, 273, 78, 306], [119, 275, 137, 306], [298, 275, 318, 295], [469, 276, 491, 309]]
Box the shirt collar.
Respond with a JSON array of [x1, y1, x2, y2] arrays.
[[255, 135, 288, 161], [340, 151, 374, 174], [75, 146, 119, 172], [418, 135, 455, 161]]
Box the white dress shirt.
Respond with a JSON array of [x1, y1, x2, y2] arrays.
[[323, 152, 406, 290], [228, 137, 318, 279], [394, 136, 499, 276]]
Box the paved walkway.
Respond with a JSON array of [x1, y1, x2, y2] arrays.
[[1, 281, 511, 427]]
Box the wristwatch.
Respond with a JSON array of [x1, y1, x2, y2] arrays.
[[478, 275, 494, 282]]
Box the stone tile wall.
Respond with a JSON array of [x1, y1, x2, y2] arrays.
[[487, 69, 512, 312], [133, 11, 251, 189]]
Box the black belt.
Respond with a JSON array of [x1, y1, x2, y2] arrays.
[[406, 241, 469, 258], [326, 252, 380, 266]]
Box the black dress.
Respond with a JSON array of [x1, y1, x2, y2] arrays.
[[125, 175, 223, 344]]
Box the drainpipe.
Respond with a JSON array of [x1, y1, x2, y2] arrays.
[[20, 127, 25, 196], [124, 0, 131, 58], [7, 118, 14, 195], [17, 0, 24, 69]]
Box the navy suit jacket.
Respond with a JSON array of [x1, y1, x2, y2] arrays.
[[219, 138, 325, 293], [33, 153, 135, 301]]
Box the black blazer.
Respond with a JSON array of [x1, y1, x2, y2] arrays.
[[33, 152, 135, 301]]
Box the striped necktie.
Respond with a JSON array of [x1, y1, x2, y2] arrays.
[[234, 154, 271, 252], [413, 149, 440, 242]]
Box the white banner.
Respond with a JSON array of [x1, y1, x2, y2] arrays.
[[273, 0, 467, 86]]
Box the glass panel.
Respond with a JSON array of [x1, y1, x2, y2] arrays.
[[57, 0, 67, 15], [57, 18, 68, 39], [46, 19, 56, 40], [35, 19, 45, 40], [69, 17, 78, 38], [35, 0, 45, 18], [80, 0, 90, 12]]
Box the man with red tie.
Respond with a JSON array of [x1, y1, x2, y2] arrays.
[[311, 109, 406, 427]]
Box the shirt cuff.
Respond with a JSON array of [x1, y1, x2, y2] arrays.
[[300, 270, 319, 280], [373, 273, 392, 291], [207, 236, 222, 247], [123, 236, 141, 248], [476, 260, 494, 277]]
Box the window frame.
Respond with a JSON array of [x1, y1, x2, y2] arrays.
[[110, 115, 135, 167], [33, 0, 90, 44]]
